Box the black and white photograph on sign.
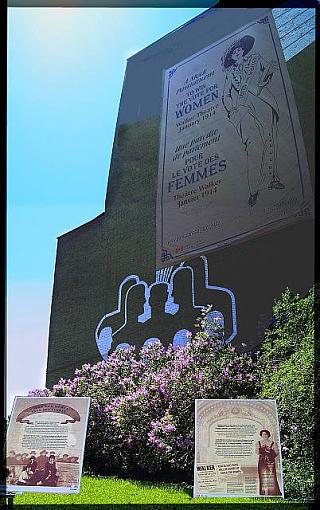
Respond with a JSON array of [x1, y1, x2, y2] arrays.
[[156, 10, 313, 267], [4, 397, 90, 494], [194, 399, 284, 498]]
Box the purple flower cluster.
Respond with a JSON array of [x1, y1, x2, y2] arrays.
[[29, 324, 258, 476]]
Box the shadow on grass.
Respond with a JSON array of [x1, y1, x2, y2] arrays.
[[11, 503, 316, 510]]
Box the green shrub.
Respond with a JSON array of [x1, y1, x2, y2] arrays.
[[30, 287, 315, 500], [257, 287, 314, 501], [30, 312, 258, 479]]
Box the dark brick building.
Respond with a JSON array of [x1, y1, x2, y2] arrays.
[[46, 8, 314, 387]]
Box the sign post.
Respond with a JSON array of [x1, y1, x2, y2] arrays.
[[0, 492, 15, 508]]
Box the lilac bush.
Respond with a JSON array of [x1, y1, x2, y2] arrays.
[[29, 289, 314, 499], [30, 307, 258, 477]]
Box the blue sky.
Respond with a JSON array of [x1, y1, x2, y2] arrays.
[[7, 7, 206, 414]]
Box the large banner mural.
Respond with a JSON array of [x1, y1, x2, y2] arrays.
[[194, 399, 284, 498], [156, 12, 313, 267]]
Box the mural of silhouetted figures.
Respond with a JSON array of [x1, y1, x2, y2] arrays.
[[95, 256, 237, 357], [112, 283, 148, 350], [179, 256, 236, 342], [96, 276, 141, 357], [140, 283, 178, 347], [171, 268, 199, 317], [46, 8, 314, 386]]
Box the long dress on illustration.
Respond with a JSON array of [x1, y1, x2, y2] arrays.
[[258, 440, 281, 496], [222, 49, 283, 204]]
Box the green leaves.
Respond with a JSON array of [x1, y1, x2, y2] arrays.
[[29, 286, 314, 499], [258, 287, 314, 501]]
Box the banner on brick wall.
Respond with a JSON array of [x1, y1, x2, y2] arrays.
[[4, 397, 90, 494], [194, 399, 284, 498], [156, 11, 313, 268]]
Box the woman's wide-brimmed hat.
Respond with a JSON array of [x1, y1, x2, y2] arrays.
[[259, 429, 271, 437], [222, 35, 255, 69]]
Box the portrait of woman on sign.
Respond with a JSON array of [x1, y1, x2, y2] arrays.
[[256, 428, 281, 496]]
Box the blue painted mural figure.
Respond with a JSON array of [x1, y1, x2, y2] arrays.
[[221, 33, 285, 207], [95, 256, 237, 359]]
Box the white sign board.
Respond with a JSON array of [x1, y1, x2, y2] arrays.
[[156, 11, 313, 267], [4, 397, 90, 494], [194, 399, 284, 498]]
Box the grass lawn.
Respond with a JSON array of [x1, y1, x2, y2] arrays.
[[11, 475, 310, 508]]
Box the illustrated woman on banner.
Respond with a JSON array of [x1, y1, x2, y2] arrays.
[[221, 34, 285, 207], [256, 429, 281, 496]]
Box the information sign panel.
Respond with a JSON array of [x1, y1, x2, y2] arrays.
[[4, 397, 90, 494], [194, 399, 284, 498]]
